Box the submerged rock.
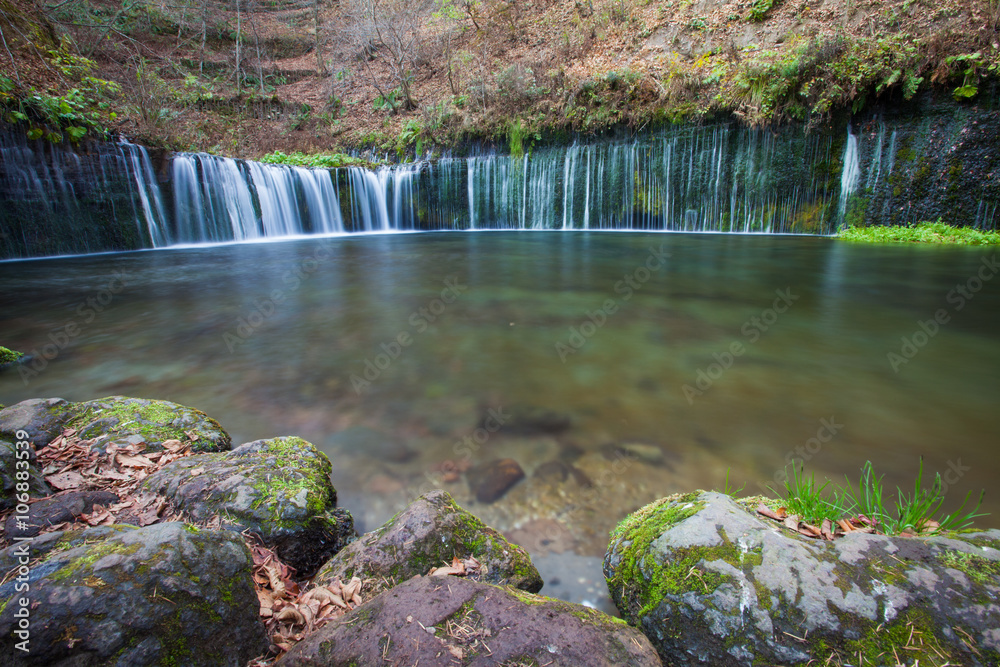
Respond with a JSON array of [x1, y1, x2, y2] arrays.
[[0, 437, 50, 511], [3, 489, 118, 539], [141, 435, 355, 575], [280, 575, 660, 667], [604, 491, 1000, 666], [0, 522, 268, 665], [467, 457, 525, 503], [313, 490, 542, 596], [0, 397, 76, 448]]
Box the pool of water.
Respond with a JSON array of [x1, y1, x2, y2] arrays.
[[2, 231, 998, 611]]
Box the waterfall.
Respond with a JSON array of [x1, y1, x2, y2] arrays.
[[4, 110, 998, 259], [838, 127, 861, 224]]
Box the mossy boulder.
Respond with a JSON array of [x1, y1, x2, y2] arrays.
[[312, 490, 542, 597], [141, 436, 355, 575], [604, 491, 1000, 666], [0, 395, 232, 453], [0, 346, 24, 366], [0, 397, 77, 449], [0, 522, 268, 665], [280, 574, 660, 666], [0, 437, 50, 511], [67, 395, 232, 453]]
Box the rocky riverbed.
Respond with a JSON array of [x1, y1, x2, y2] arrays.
[[2, 396, 998, 666]]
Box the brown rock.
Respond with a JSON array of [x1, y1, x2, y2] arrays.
[[280, 575, 660, 667], [467, 458, 525, 503]]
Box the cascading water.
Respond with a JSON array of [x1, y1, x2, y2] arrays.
[[3, 107, 998, 260]]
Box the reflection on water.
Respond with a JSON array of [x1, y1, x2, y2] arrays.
[[2, 232, 999, 611]]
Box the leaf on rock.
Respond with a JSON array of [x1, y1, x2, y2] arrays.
[[45, 471, 85, 490]]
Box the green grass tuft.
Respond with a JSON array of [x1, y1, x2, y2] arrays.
[[839, 220, 1000, 245]]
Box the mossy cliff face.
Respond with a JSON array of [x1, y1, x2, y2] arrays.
[[604, 491, 1000, 666], [141, 435, 355, 575], [312, 489, 542, 597], [0, 396, 232, 453], [0, 522, 267, 665], [281, 575, 660, 667]]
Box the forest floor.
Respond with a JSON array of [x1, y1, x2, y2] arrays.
[[0, 0, 998, 158]]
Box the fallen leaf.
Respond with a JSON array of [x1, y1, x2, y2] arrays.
[[448, 645, 464, 659], [46, 471, 86, 490], [782, 515, 800, 531], [837, 519, 854, 533], [116, 453, 156, 468], [799, 523, 822, 538], [757, 503, 788, 521], [821, 519, 835, 541], [189, 467, 205, 476]]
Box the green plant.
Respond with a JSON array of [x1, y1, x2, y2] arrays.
[[748, 0, 780, 22], [769, 464, 851, 524], [890, 459, 986, 534], [839, 220, 1000, 245], [719, 468, 745, 497], [842, 461, 890, 529]]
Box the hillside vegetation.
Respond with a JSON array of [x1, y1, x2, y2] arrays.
[[0, 0, 998, 158]]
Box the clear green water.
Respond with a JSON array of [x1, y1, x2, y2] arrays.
[[2, 231, 998, 610]]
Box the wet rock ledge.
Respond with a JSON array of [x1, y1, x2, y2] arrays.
[[0, 396, 658, 666]]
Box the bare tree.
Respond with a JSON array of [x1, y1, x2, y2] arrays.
[[331, 0, 433, 112]]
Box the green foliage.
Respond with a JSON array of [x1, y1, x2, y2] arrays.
[[373, 89, 402, 112], [763, 460, 988, 535], [507, 118, 526, 158], [258, 150, 373, 168], [748, 0, 780, 22], [839, 220, 1000, 245], [944, 52, 999, 101], [769, 464, 851, 524], [0, 38, 121, 143], [718, 468, 745, 498], [890, 459, 986, 535]]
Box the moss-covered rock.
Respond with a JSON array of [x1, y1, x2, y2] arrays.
[[0, 346, 23, 366], [312, 490, 542, 597], [280, 574, 660, 666], [0, 437, 51, 511], [0, 522, 268, 665], [604, 491, 1000, 666], [67, 395, 232, 453], [0, 395, 232, 453], [141, 435, 355, 575]]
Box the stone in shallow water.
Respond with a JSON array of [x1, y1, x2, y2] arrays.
[[0, 522, 268, 665], [313, 489, 542, 597], [467, 457, 526, 503], [281, 575, 661, 667], [604, 490, 1000, 666]]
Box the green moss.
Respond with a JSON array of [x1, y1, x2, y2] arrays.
[[939, 550, 1000, 585], [608, 493, 735, 621], [247, 437, 334, 527], [846, 609, 953, 666], [0, 346, 24, 364], [48, 540, 142, 583]]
